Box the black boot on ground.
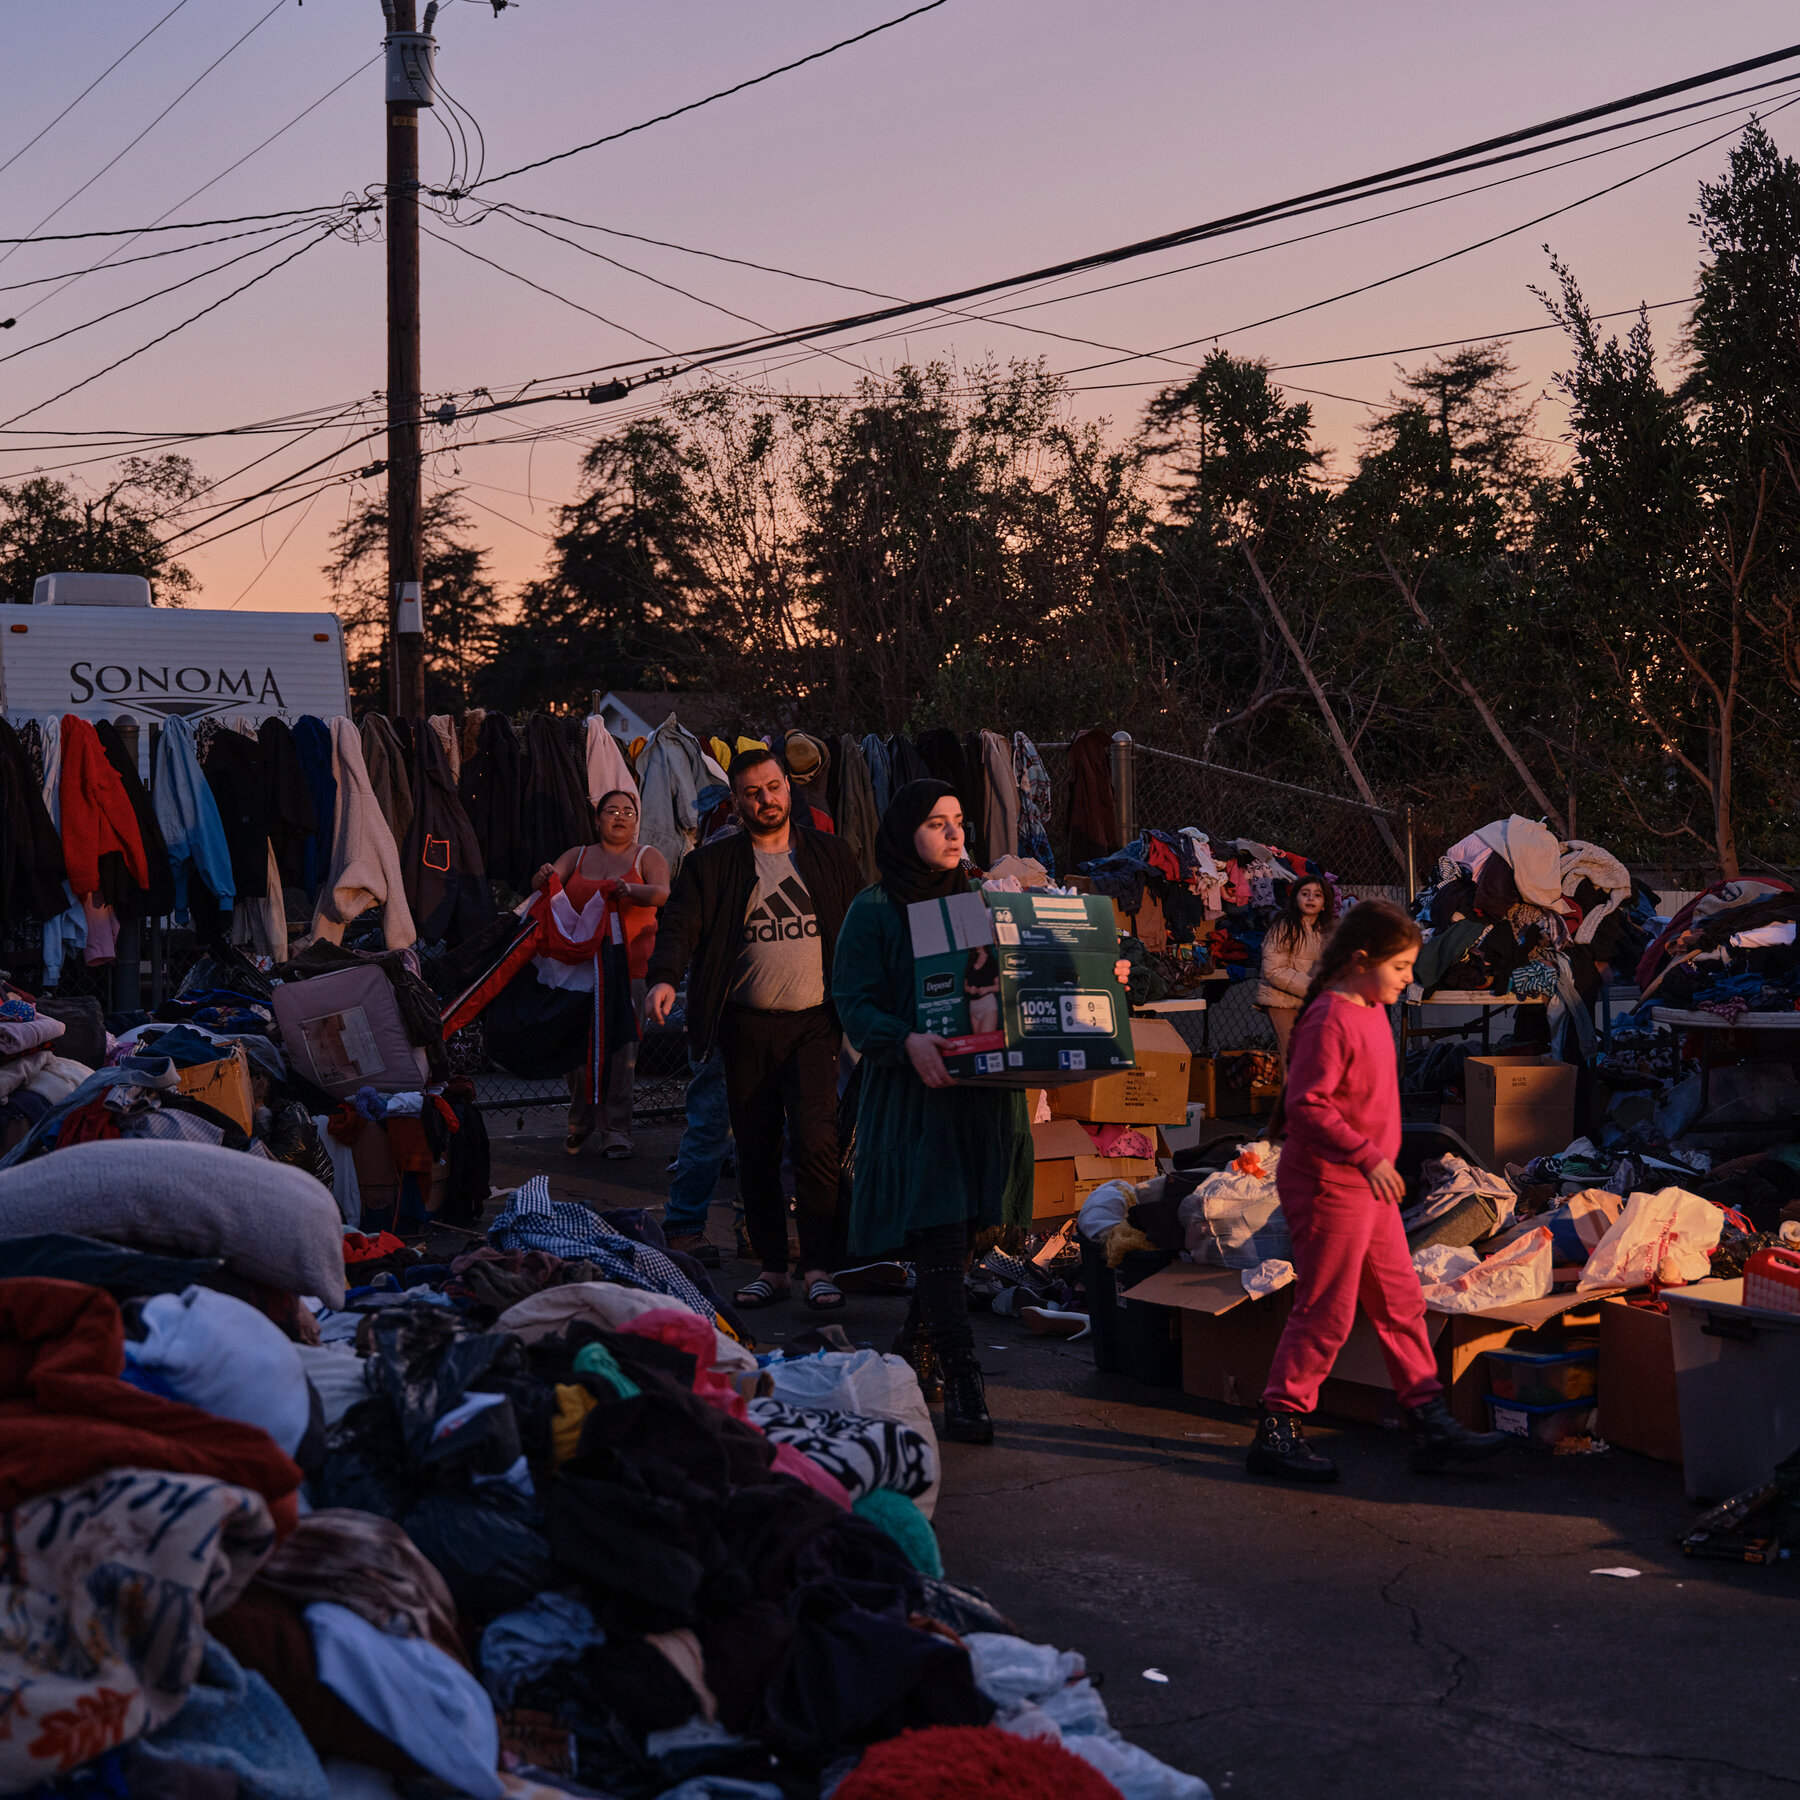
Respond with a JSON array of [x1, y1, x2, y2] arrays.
[[1396, 1396, 1512, 1468], [939, 1346, 994, 1445], [1245, 1408, 1340, 1483], [1406, 1397, 1511, 1471], [890, 1312, 943, 1404]]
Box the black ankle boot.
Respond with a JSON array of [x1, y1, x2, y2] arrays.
[[1405, 1398, 1511, 1470], [1245, 1408, 1340, 1483], [890, 1312, 943, 1404], [939, 1346, 994, 1445]]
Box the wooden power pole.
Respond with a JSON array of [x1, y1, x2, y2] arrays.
[[383, 0, 433, 719]]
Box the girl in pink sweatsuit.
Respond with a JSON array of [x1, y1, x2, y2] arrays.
[[1248, 900, 1509, 1482]]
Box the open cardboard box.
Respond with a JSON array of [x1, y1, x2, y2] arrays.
[[1030, 1118, 1156, 1221], [1597, 1295, 1682, 1464], [1123, 1260, 1617, 1426], [1464, 1055, 1578, 1169]]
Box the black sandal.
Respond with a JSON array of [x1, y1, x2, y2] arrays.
[[734, 1275, 789, 1309], [804, 1276, 846, 1312]]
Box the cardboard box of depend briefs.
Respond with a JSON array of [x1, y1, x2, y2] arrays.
[[906, 890, 1133, 1087]]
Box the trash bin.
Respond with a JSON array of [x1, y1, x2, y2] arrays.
[[1080, 1234, 1181, 1385], [1665, 1279, 1800, 1499]]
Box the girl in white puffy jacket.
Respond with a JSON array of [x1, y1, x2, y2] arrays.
[[1256, 876, 1335, 1065]]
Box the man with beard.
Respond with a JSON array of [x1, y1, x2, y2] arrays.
[[646, 746, 861, 1311]]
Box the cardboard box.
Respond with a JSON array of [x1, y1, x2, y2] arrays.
[[1598, 1297, 1682, 1463], [1029, 1119, 1154, 1220], [1465, 1055, 1578, 1168], [1189, 1054, 1217, 1114], [1048, 1016, 1192, 1126], [176, 1044, 254, 1136], [1125, 1260, 1611, 1425], [908, 890, 1132, 1087]]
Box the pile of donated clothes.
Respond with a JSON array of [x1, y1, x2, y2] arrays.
[[0, 1138, 1205, 1800]]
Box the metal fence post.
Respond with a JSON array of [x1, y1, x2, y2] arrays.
[[1111, 730, 1135, 847], [1404, 804, 1417, 903]]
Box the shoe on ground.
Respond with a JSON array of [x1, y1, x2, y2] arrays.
[[1021, 1305, 1090, 1339], [1245, 1408, 1340, 1483], [835, 1260, 907, 1293], [1406, 1397, 1511, 1470], [939, 1347, 994, 1446], [667, 1231, 722, 1268]]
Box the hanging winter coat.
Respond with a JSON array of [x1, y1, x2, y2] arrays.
[[359, 714, 415, 850], [519, 713, 592, 876], [292, 715, 338, 901], [0, 718, 65, 928], [978, 730, 1020, 880], [1065, 727, 1121, 867], [402, 725, 492, 948], [584, 714, 637, 807], [833, 733, 880, 885], [203, 728, 273, 900], [257, 717, 318, 890], [311, 715, 417, 950], [152, 717, 234, 924], [1012, 732, 1055, 874], [635, 715, 711, 876], [94, 720, 175, 919], [59, 715, 148, 900], [460, 709, 528, 892]]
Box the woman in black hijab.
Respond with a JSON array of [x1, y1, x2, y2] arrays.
[[830, 779, 1028, 1444]]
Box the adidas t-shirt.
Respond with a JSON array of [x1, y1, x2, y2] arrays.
[[728, 847, 825, 1011]]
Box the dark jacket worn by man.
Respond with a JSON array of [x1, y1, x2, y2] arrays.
[[646, 823, 862, 1060], [647, 820, 861, 1279]]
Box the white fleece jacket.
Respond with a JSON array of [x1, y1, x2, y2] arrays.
[[311, 715, 418, 949]]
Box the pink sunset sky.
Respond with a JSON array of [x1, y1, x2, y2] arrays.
[[4, 0, 1800, 615]]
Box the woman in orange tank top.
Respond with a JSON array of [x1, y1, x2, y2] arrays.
[[533, 788, 670, 1158]]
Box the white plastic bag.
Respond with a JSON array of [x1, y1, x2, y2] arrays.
[[1240, 1258, 1295, 1298], [1412, 1243, 1481, 1287], [765, 1349, 939, 1517], [1577, 1187, 1724, 1291], [1179, 1140, 1290, 1268], [1419, 1226, 1552, 1313]]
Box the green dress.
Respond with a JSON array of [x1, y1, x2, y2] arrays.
[[831, 881, 1033, 1258]]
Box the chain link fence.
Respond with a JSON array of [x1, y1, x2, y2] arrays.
[[1037, 738, 1410, 1061]]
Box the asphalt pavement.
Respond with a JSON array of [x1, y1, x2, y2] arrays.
[[481, 1119, 1797, 1800]]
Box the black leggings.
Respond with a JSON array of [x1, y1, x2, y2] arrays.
[[908, 1220, 973, 1357]]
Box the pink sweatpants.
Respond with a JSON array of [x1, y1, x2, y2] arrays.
[[1263, 1169, 1443, 1414]]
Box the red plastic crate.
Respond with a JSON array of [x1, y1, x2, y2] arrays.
[[1743, 1247, 1800, 1316]]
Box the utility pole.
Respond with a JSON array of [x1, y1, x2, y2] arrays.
[[382, 0, 435, 719]]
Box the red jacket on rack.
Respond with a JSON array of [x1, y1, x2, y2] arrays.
[[58, 714, 148, 899]]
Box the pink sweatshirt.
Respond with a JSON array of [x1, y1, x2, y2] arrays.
[[1278, 991, 1402, 1187]]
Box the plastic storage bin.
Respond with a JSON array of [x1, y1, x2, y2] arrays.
[[1483, 1395, 1599, 1449], [1666, 1279, 1800, 1499], [1080, 1236, 1181, 1385], [1484, 1345, 1598, 1406]]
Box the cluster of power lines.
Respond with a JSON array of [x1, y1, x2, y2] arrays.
[[3, 1, 1799, 596]]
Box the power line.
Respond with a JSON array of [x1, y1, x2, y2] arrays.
[[1058, 93, 1800, 378], [0, 0, 195, 183], [13, 54, 382, 326], [971, 73, 1800, 326], [567, 40, 1800, 381], [0, 205, 351, 247], [422, 223, 675, 353], [0, 0, 292, 273], [460, 0, 953, 191], [0, 218, 341, 368], [0, 216, 349, 299], [0, 220, 347, 430]]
